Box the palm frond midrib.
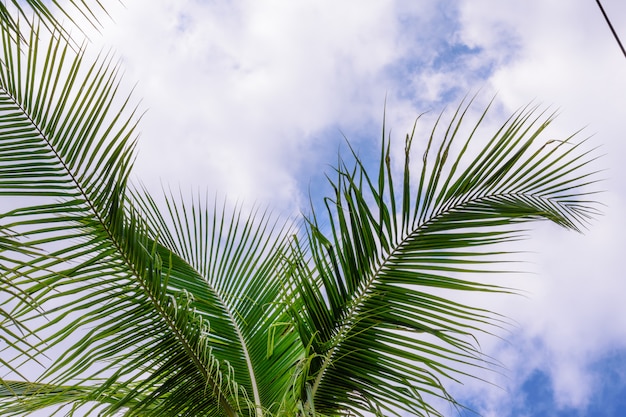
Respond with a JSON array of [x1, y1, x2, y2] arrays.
[[208, 270, 263, 415], [151, 201, 294, 414]]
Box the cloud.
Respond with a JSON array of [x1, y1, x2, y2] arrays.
[[83, 0, 420, 213], [78, 0, 503, 214]]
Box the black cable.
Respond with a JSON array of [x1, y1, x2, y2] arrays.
[[595, 0, 626, 60]]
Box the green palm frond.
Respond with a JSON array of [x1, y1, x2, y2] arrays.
[[293, 98, 601, 416], [0, 18, 137, 390], [132, 188, 306, 416], [0, 19, 305, 417], [0, 19, 240, 417]]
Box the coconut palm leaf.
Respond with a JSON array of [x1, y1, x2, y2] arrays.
[[0, 18, 303, 417], [130, 189, 306, 416], [292, 99, 601, 416], [0, 19, 248, 417]]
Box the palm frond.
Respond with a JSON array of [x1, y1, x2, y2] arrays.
[[132, 188, 307, 416], [294, 98, 601, 416], [0, 17, 307, 416], [0, 19, 244, 417]]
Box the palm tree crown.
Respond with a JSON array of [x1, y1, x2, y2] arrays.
[[0, 4, 601, 417]]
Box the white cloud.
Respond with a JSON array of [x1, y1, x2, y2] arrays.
[[80, 0, 427, 214]]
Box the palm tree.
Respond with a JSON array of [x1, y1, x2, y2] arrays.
[[0, 8, 600, 417]]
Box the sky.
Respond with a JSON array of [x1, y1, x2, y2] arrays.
[[42, 0, 626, 416]]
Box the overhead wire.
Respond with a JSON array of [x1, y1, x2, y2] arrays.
[[595, 0, 626, 60]]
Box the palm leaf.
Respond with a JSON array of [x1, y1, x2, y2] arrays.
[[293, 98, 601, 416], [132, 188, 307, 416], [0, 19, 306, 417], [0, 19, 243, 417]]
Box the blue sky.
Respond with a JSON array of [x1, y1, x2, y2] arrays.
[[460, 350, 626, 417], [45, 1, 626, 416]]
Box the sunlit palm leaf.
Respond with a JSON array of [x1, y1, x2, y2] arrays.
[[0, 20, 242, 417], [133, 189, 306, 416], [295, 99, 601, 416]]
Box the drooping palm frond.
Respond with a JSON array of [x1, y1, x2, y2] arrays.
[[0, 19, 252, 417], [0, 18, 139, 387], [0, 18, 306, 417], [292, 99, 601, 416]]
